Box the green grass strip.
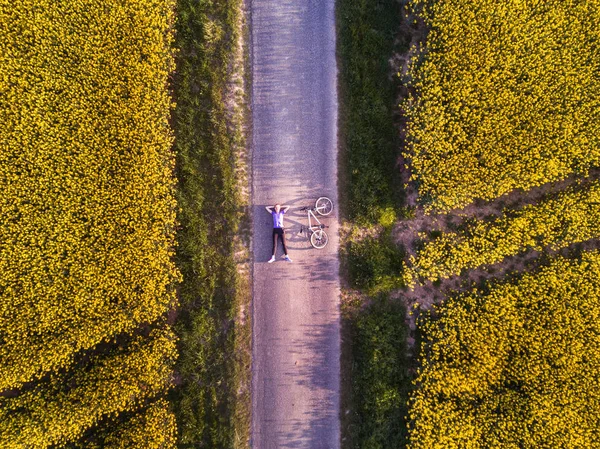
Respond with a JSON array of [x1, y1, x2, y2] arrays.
[[345, 299, 410, 449], [337, 0, 404, 224], [170, 0, 243, 447], [338, 1, 413, 447]]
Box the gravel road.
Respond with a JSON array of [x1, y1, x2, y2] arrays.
[[250, 0, 340, 448]]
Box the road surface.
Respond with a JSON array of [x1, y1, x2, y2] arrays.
[[250, 0, 340, 448]]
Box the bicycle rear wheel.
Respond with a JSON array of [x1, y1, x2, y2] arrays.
[[310, 229, 329, 249], [315, 197, 333, 216]]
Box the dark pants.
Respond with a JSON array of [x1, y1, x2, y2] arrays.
[[272, 228, 288, 256]]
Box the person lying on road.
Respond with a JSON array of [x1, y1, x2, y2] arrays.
[[266, 204, 292, 263]]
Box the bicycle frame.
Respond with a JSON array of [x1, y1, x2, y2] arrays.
[[300, 206, 327, 236], [306, 208, 324, 232]]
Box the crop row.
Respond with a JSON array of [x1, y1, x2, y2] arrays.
[[0, 328, 176, 448], [405, 0, 600, 211], [100, 399, 177, 449], [408, 250, 600, 448], [70, 399, 177, 449], [405, 180, 600, 286]]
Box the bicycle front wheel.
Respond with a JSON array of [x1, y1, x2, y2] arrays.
[[315, 197, 333, 216], [310, 230, 329, 249]]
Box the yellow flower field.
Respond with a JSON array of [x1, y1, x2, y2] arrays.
[[406, 0, 600, 212], [0, 0, 179, 446], [409, 251, 600, 448]]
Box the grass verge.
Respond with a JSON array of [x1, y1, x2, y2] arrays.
[[346, 228, 406, 293], [337, 0, 404, 225], [337, 0, 413, 447], [343, 298, 411, 449], [170, 0, 251, 447]]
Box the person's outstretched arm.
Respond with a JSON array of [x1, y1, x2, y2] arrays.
[[282, 205, 291, 213], [265, 206, 273, 213]]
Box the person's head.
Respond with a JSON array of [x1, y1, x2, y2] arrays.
[[274, 204, 281, 213]]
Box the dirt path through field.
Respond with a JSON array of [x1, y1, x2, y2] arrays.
[[250, 1, 340, 448]]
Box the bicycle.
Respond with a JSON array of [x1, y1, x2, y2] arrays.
[[299, 197, 334, 249]]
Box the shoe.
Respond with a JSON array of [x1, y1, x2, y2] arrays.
[[268, 255, 276, 263], [284, 255, 292, 262]]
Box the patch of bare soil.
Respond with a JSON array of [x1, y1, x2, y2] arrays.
[[390, 10, 427, 82], [340, 287, 373, 319]]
